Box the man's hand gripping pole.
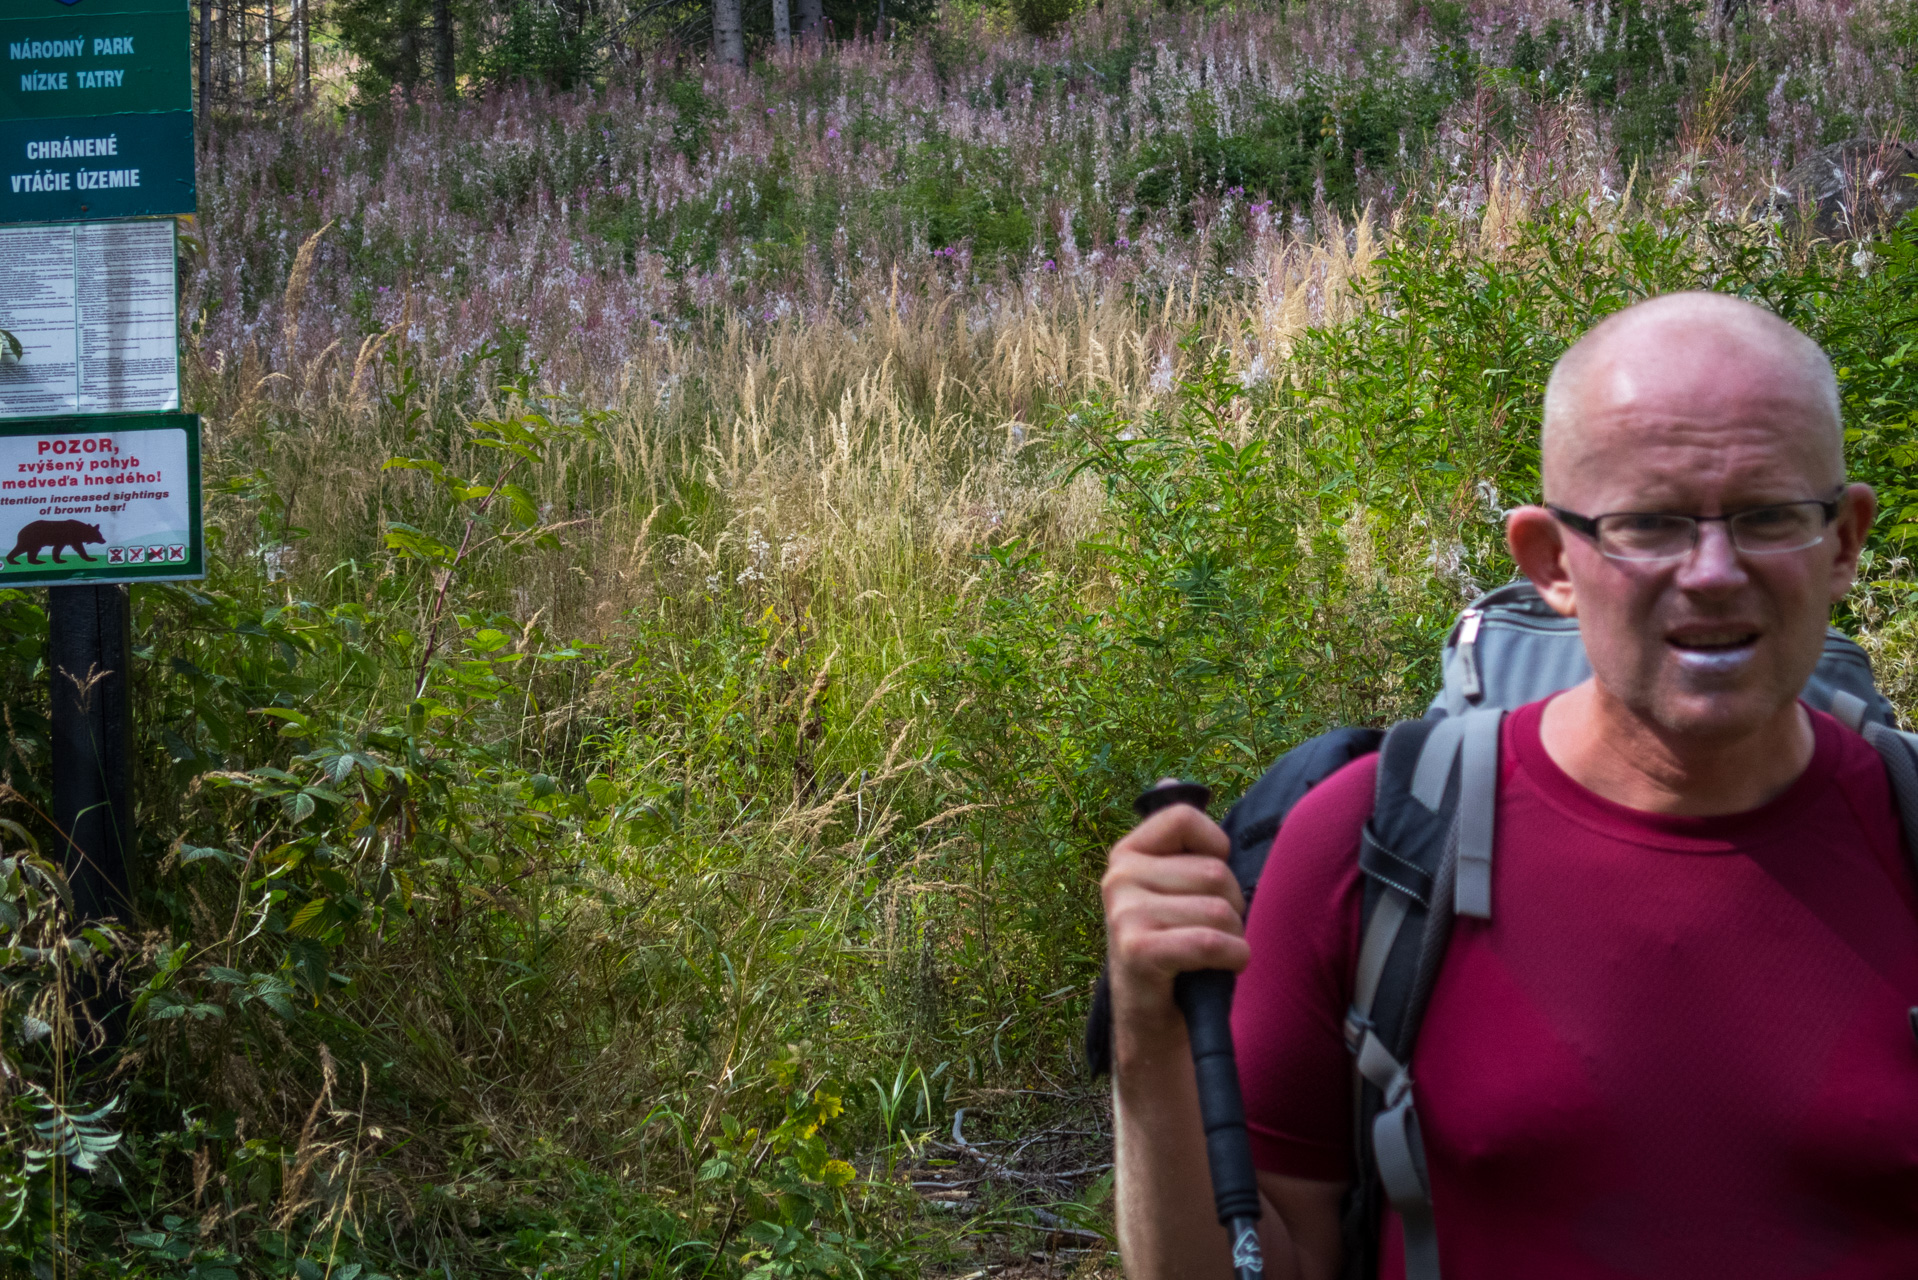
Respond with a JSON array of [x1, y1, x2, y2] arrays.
[[1133, 780, 1264, 1280]]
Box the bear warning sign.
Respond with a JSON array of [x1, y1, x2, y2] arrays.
[[0, 411, 199, 584]]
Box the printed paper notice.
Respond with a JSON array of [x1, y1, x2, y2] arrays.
[[0, 414, 203, 586], [0, 219, 178, 420]]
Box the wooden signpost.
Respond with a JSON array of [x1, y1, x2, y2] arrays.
[[0, 0, 200, 949]]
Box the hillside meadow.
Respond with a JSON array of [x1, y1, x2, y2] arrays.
[[6, 0, 1918, 1275]]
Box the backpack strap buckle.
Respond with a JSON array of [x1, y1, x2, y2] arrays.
[[1373, 1085, 1443, 1280], [1343, 1008, 1372, 1055], [1454, 609, 1484, 702], [1355, 1028, 1409, 1101]]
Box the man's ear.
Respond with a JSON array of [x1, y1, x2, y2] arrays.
[[1829, 482, 1877, 603], [1506, 505, 1577, 617]]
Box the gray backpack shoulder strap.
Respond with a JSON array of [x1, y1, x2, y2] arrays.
[[1408, 709, 1502, 919], [1858, 719, 1918, 885], [1347, 707, 1505, 1280]]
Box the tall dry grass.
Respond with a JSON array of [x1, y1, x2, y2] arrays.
[[208, 203, 1385, 653]]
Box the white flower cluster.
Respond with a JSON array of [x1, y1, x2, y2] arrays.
[[737, 528, 772, 585]]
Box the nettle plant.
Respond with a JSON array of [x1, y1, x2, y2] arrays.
[[149, 407, 598, 969], [380, 394, 603, 702], [0, 827, 124, 1269], [104, 400, 612, 1266], [691, 1046, 909, 1280]]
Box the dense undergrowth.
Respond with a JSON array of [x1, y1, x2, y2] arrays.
[[6, 0, 1918, 1276]]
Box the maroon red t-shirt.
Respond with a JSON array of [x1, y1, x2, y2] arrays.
[[1234, 697, 1918, 1278]]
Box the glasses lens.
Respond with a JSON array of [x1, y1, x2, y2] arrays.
[[1729, 502, 1827, 553], [1595, 513, 1695, 560]]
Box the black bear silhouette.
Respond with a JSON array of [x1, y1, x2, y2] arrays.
[[6, 519, 106, 565]]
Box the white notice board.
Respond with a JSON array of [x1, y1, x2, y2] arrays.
[[0, 219, 179, 420], [0, 414, 203, 585]]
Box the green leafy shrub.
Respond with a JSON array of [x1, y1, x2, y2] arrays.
[[1008, 0, 1082, 38], [933, 350, 1459, 1006], [0, 840, 124, 1267], [692, 1048, 908, 1278], [15, 41, 1918, 1266], [1576, 0, 1708, 164], [1809, 217, 1918, 545], [1128, 66, 1452, 217], [909, 139, 1039, 258]]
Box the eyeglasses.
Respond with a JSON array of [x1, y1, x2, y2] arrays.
[[1547, 489, 1845, 562]]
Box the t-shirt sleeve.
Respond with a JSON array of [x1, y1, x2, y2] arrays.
[[1231, 751, 1374, 1182]]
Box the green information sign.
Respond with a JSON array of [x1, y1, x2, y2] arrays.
[[0, 110, 192, 221], [2, 6, 191, 122], [10, 0, 188, 14], [0, 0, 193, 218], [0, 412, 202, 585]]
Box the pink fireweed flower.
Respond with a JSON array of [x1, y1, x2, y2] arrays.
[[176, 3, 1892, 415]]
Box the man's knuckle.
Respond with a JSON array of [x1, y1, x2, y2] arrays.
[[1101, 854, 1147, 893]]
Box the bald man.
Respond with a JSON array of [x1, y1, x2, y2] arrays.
[[1102, 293, 1918, 1279]]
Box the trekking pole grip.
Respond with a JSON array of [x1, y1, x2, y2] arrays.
[[1133, 780, 1264, 1280]]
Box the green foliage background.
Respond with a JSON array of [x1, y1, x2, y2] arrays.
[[8, 200, 1918, 1276], [10, 0, 1918, 1274]]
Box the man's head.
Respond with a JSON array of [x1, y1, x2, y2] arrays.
[[1508, 292, 1874, 744]]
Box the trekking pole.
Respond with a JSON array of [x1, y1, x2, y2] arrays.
[[1133, 779, 1264, 1280]]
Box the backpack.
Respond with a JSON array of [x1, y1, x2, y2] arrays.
[[1085, 579, 1918, 1280]]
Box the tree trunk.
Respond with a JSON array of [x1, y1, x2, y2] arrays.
[[398, 21, 420, 92], [773, 0, 791, 52], [198, 0, 214, 108], [796, 0, 823, 41], [435, 0, 454, 95], [299, 0, 311, 101], [713, 0, 745, 67], [266, 0, 277, 98]]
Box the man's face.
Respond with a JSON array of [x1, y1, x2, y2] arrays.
[[1540, 330, 1869, 743]]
